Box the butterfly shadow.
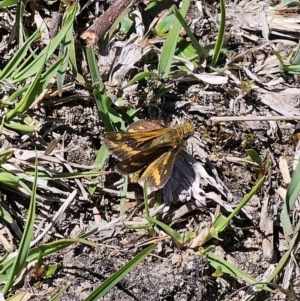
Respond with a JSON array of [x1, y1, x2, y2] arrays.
[[163, 150, 198, 204]]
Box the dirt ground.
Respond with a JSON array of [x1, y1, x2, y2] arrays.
[[1, 0, 300, 300]]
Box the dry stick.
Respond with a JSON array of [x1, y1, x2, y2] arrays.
[[81, 0, 134, 45], [210, 116, 300, 122]]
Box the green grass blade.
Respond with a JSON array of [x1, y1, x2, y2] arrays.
[[29, 239, 98, 261], [86, 45, 105, 92], [0, 171, 33, 196], [281, 161, 300, 236], [0, 30, 40, 81], [143, 179, 149, 217], [49, 283, 71, 301], [11, 48, 39, 80], [246, 149, 262, 167], [88, 146, 109, 196], [86, 45, 114, 131], [120, 175, 128, 216], [273, 50, 286, 72], [26, 170, 107, 180], [84, 244, 156, 301], [214, 176, 265, 233], [206, 252, 257, 284], [158, 0, 190, 78], [279, 0, 300, 7], [4, 85, 28, 105], [0, 115, 4, 134], [15, 0, 25, 46], [0, 0, 19, 8], [0, 203, 13, 224], [144, 216, 184, 246], [69, 33, 86, 85], [12, 14, 75, 83], [57, 3, 80, 95], [266, 218, 300, 282], [87, 44, 116, 194], [172, 6, 206, 60], [93, 90, 114, 132], [0, 238, 98, 284], [211, 0, 226, 67], [6, 55, 65, 119], [3, 119, 39, 132], [2, 156, 38, 295], [123, 71, 156, 88]]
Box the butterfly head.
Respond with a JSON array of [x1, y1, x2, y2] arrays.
[[181, 121, 195, 139]]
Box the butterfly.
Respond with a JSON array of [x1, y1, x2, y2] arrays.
[[102, 120, 194, 193]]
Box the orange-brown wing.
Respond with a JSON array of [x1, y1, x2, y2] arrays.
[[102, 130, 168, 160], [115, 143, 174, 174], [101, 136, 140, 161], [137, 147, 179, 193], [127, 120, 165, 132], [102, 121, 167, 159]]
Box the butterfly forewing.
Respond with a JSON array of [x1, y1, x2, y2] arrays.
[[101, 136, 140, 160], [127, 119, 165, 132], [102, 126, 170, 159], [115, 143, 174, 174]]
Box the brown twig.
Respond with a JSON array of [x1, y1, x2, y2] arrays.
[[81, 0, 134, 46], [210, 115, 300, 122]]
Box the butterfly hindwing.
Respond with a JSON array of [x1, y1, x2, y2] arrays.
[[137, 147, 179, 193]]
